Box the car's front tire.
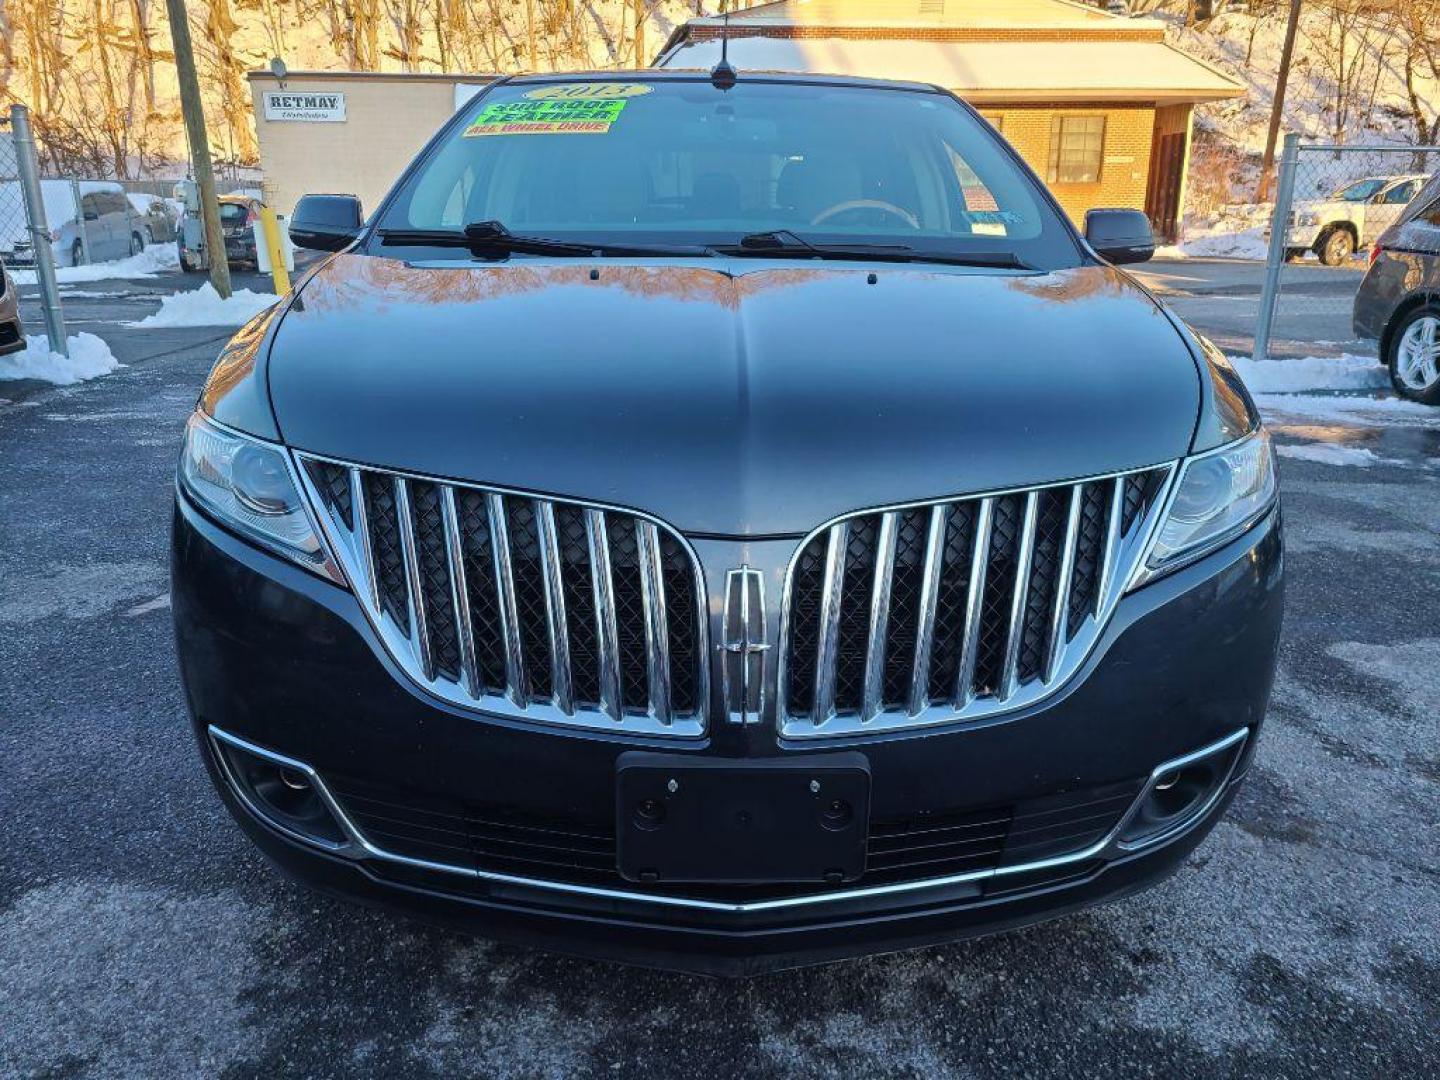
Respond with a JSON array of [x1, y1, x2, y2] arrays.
[[1316, 226, 1355, 266], [1388, 306, 1440, 405]]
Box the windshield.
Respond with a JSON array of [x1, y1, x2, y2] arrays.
[[219, 203, 249, 223], [1332, 178, 1386, 202], [376, 78, 1080, 269]]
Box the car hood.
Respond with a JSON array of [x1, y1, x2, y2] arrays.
[[266, 252, 1200, 536]]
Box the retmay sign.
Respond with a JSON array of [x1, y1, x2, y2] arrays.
[[263, 91, 346, 123]]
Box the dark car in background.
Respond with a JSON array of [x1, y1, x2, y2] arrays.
[[172, 72, 1282, 974], [1354, 173, 1440, 404], [178, 192, 263, 272]]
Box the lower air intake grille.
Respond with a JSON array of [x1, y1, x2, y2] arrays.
[[300, 459, 709, 737], [779, 466, 1173, 738], [325, 774, 1142, 903]]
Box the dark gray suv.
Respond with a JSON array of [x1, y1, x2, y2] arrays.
[[1354, 173, 1440, 404], [173, 71, 1282, 973]]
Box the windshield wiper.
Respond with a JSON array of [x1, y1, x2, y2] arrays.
[[378, 221, 708, 259], [717, 231, 1033, 270]]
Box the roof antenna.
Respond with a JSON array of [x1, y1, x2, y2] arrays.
[[710, 9, 738, 90]]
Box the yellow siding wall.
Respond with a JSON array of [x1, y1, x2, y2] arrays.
[[250, 74, 470, 218], [972, 103, 1156, 225]]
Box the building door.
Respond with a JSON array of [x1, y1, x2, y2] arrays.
[[1145, 126, 1186, 244]]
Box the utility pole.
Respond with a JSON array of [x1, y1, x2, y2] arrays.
[[165, 0, 232, 299], [1256, 0, 1303, 203]]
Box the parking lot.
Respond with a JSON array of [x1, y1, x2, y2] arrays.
[[1, 264, 1437, 1078]]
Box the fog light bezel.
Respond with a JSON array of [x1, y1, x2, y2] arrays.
[[1113, 727, 1249, 853], [207, 725, 360, 856]]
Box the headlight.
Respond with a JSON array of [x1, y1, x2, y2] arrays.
[[1132, 429, 1277, 586], [179, 411, 342, 582]]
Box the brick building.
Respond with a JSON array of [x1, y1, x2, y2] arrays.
[[655, 0, 1243, 240]]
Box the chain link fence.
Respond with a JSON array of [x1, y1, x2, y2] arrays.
[[1, 105, 68, 355], [1256, 137, 1440, 360]]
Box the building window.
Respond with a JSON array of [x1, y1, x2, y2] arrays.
[[980, 112, 1004, 133], [1047, 115, 1106, 184]]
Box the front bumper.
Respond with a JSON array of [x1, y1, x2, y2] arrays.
[[173, 490, 1283, 974]]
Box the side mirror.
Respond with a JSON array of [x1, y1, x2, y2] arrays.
[[83, 210, 99, 222], [289, 193, 363, 252], [1083, 208, 1155, 265]]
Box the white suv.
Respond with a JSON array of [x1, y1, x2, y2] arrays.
[[1282, 174, 1429, 265]]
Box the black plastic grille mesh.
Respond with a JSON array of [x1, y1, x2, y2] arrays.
[[1017, 489, 1069, 683], [555, 506, 600, 708], [926, 502, 975, 703], [456, 491, 508, 692], [504, 497, 553, 702], [363, 473, 410, 633], [834, 517, 879, 713], [606, 516, 650, 713], [660, 533, 700, 715], [971, 494, 1022, 699], [410, 482, 460, 680], [785, 539, 826, 715], [1122, 469, 1165, 535], [309, 461, 353, 530], [882, 509, 929, 708], [1067, 481, 1111, 636]]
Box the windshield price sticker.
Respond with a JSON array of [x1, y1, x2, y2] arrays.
[[464, 98, 629, 137]]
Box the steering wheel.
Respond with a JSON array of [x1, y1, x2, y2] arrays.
[[810, 199, 920, 230]]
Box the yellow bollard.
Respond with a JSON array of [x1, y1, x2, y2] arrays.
[[258, 206, 291, 295]]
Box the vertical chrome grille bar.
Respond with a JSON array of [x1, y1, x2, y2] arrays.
[[585, 510, 622, 722], [440, 486, 479, 697], [536, 500, 573, 715], [999, 491, 1039, 701], [813, 522, 848, 725], [954, 497, 994, 708], [393, 477, 433, 680], [348, 467, 379, 609], [907, 504, 948, 717], [1045, 484, 1083, 684], [486, 492, 527, 706], [1096, 477, 1126, 611], [635, 521, 672, 726], [861, 512, 899, 722]]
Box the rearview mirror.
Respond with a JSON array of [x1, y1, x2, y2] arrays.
[[1083, 208, 1155, 265], [289, 194, 363, 252]]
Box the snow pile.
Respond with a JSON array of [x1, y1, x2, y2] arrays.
[[1276, 443, 1396, 467], [126, 283, 276, 328], [1158, 204, 1274, 261], [1230, 354, 1389, 394], [10, 242, 180, 285], [0, 332, 121, 385]]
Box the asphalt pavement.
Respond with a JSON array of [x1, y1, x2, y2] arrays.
[[1, 266, 1437, 1078]]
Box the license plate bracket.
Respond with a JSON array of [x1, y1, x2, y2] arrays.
[[615, 752, 870, 885]]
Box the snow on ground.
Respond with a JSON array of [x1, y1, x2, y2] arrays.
[[10, 243, 179, 285], [1231, 351, 1437, 434], [1276, 442, 1399, 468], [1231, 353, 1389, 394], [125, 283, 276, 328], [0, 333, 121, 386], [1158, 205, 1274, 261]]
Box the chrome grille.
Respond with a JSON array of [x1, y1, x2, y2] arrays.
[[299, 457, 709, 737], [779, 466, 1174, 739]]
